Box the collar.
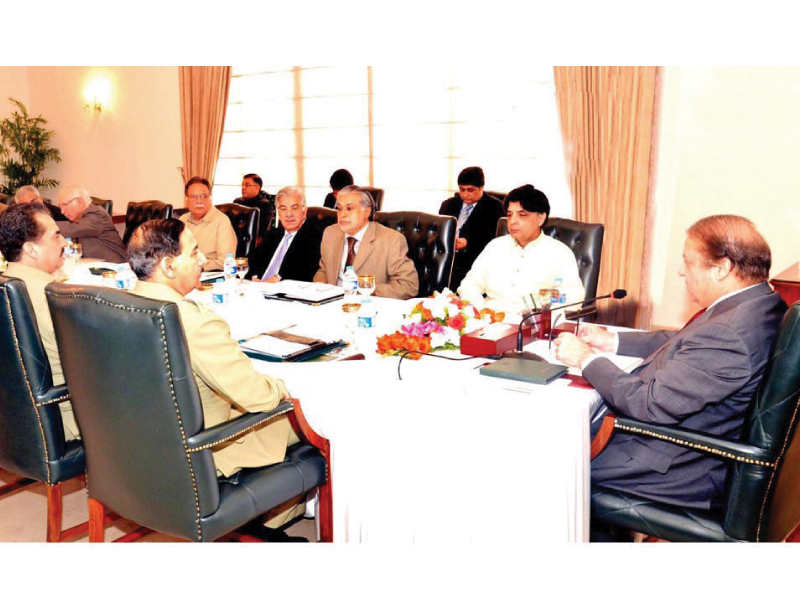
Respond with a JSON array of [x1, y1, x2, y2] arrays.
[[134, 280, 187, 304], [4, 261, 55, 283], [186, 205, 219, 225], [707, 282, 764, 311], [347, 222, 369, 244], [511, 229, 545, 251]]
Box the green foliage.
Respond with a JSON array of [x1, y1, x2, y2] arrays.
[[0, 98, 62, 196]]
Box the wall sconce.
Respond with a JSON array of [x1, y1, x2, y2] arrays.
[[83, 76, 112, 114]]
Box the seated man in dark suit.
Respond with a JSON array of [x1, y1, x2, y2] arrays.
[[439, 166, 504, 290], [55, 184, 127, 263], [554, 214, 786, 512], [247, 186, 322, 282], [314, 185, 418, 299], [323, 168, 353, 209], [234, 173, 276, 245]]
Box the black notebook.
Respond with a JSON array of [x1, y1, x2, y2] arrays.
[[480, 357, 567, 385]]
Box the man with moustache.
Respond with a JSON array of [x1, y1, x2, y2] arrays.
[[0, 203, 79, 439], [128, 219, 306, 541], [179, 176, 237, 271]]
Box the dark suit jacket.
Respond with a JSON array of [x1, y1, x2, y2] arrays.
[[584, 282, 786, 509], [57, 204, 127, 263], [313, 221, 419, 299], [323, 192, 336, 209], [235, 192, 275, 243], [246, 218, 322, 282], [439, 192, 504, 290]]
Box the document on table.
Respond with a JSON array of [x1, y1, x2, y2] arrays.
[[250, 279, 345, 304], [526, 339, 643, 375], [240, 334, 310, 359]]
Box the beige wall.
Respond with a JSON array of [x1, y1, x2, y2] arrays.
[[2, 67, 183, 214], [649, 67, 800, 328], [0, 67, 29, 110]]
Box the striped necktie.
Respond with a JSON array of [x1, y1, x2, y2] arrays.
[[457, 203, 474, 234], [262, 232, 295, 280]]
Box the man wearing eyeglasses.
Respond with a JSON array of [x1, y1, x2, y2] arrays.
[[234, 173, 276, 246], [56, 184, 127, 263], [179, 176, 237, 271]]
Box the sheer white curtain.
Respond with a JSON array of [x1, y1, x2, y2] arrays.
[[216, 66, 572, 218]]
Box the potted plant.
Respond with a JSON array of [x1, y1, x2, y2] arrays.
[[0, 98, 62, 196]]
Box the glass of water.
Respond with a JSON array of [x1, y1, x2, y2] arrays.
[[235, 257, 249, 298]]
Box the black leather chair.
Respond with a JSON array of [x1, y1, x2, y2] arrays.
[[0, 192, 9, 204], [363, 186, 384, 213], [306, 206, 338, 233], [375, 211, 457, 297], [45, 283, 332, 542], [0, 275, 87, 542], [485, 190, 506, 204], [590, 301, 800, 542], [217, 202, 260, 261], [496, 216, 605, 319], [90, 196, 113, 215], [122, 200, 174, 245]]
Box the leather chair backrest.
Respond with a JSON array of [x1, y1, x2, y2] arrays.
[[306, 206, 338, 233], [122, 201, 174, 245], [485, 190, 506, 204], [362, 187, 384, 213], [216, 203, 260, 260], [0, 192, 9, 205], [725, 302, 800, 541], [46, 283, 220, 539], [496, 216, 605, 299], [90, 196, 113, 215], [0, 276, 67, 483], [374, 210, 456, 297]]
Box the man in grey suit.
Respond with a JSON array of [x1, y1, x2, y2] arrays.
[[554, 214, 786, 511]]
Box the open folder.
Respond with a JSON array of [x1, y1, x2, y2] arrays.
[[240, 329, 345, 362]]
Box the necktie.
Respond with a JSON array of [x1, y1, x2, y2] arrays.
[[681, 308, 707, 330], [262, 232, 295, 280], [457, 204, 474, 235], [345, 236, 357, 268]]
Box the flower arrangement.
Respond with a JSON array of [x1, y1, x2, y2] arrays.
[[377, 289, 504, 360]]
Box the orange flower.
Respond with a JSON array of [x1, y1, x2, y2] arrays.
[[447, 313, 466, 331], [491, 312, 505, 323], [421, 307, 433, 321], [418, 336, 432, 354]]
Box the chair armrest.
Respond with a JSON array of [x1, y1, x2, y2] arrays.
[[614, 416, 777, 467], [287, 397, 330, 454], [36, 384, 71, 406], [186, 400, 293, 452]]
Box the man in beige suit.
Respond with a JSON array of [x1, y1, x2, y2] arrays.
[[313, 185, 419, 299], [128, 219, 305, 541], [0, 203, 79, 440]]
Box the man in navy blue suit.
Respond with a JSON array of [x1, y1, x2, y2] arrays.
[[247, 186, 322, 282], [554, 215, 786, 511], [438, 166, 504, 291]]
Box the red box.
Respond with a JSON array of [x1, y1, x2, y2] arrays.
[[460, 324, 533, 356]]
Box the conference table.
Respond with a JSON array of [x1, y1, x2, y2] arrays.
[[189, 280, 602, 543], [64, 264, 602, 542]]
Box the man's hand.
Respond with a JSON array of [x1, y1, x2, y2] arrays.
[[553, 332, 594, 369], [455, 237, 467, 251], [576, 322, 617, 353]]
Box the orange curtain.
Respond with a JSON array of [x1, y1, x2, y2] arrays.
[[554, 66, 660, 328], [179, 66, 231, 185]]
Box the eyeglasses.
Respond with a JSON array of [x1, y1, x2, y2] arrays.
[[58, 196, 82, 208], [242, 183, 260, 188], [187, 194, 210, 201]]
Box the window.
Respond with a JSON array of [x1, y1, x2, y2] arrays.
[[216, 66, 572, 218]]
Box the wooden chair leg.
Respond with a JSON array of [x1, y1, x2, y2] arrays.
[[88, 497, 106, 542], [317, 479, 333, 543], [590, 415, 617, 460], [46, 483, 63, 543]]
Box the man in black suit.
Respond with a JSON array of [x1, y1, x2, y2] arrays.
[[247, 186, 322, 282], [234, 173, 276, 246], [323, 168, 354, 209], [438, 166, 504, 291]]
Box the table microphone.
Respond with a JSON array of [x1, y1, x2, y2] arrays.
[[502, 289, 627, 361]]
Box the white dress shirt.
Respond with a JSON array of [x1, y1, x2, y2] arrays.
[[336, 223, 369, 286], [457, 232, 585, 315]]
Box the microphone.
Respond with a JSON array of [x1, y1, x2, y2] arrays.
[[503, 289, 627, 361]]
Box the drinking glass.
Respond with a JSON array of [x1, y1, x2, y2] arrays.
[[235, 257, 249, 298], [341, 302, 361, 343], [357, 274, 376, 298], [71, 239, 83, 261]]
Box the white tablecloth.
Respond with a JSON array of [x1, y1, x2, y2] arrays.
[[199, 285, 599, 542]]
